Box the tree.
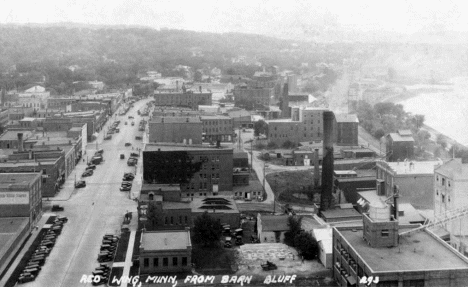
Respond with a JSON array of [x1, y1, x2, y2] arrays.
[[436, 134, 447, 149], [412, 115, 425, 130], [284, 216, 303, 247], [194, 70, 203, 82], [293, 232, 319, 260], [254, 120, 268, 137], [192, 211, 222, 247]]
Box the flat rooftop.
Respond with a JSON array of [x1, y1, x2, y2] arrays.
[[141, 230, 191, 251], [0, 217, 29, 263], [378, 160, 442, 175], [150, 117, 201, 123], [144, 143, 233, 152], [339, 227, 468, 272], [0, 172, 41, 185], [200, 115, 231, 120], [321, 207, 362, 220]]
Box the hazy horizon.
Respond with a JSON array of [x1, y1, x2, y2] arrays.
[[2, 0, 468, 43]]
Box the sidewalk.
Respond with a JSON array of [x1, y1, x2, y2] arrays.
[[0, 213, 52, 286]]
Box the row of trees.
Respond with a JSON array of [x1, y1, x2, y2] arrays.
[[356, 101, 425, 139], [284, 216, 318, 260]]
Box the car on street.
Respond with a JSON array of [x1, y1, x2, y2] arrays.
[[120, 186, 131, 191], [51, 205, 64, 211], [135, 136, 142, 140], [131, 122, 135, 126], [17, 274, 35, 283], [86, 164, 97, 170], [96, 149, 104, 155], [115, 128, 120, 133], [82, 170, 93, 177], [123, 173, 134, 181], [121, 181, 132, 187], [120, 154, 125, 159], [124, 142, 131, 147], [104, 135, 112, 140], [128, 116, 134, 119], [75, 180, 86, 188]]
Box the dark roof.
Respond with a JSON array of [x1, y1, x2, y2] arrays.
[[260, 215, 289, 231]]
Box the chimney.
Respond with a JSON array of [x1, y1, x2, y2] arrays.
[[314, 148, 320, 187], [393, 185, 400, 220], [282, 83, 290, 118], [320, 111, 335, 212], [17, 133, 24, 152]]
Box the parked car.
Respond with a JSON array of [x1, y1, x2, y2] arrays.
[[17, 273, 35, 283], [130, 153, 139, 157], [125, 121, 128, 125], [124, 142, 131, 147], [56, 216, 68, 223], [120, 186, 131, 192], [86, 164, 97, 170], [75, 180, 86, 188], [82, 170, 93, 177], [121, 181, 132, 187], [131, 122, 135, 126], [51, 205, 64, 211], [135, 136, 142, 140], [104, 135, 112, 140], [120, 154, 125, 159], [96, 149, 104, 155], [115, 128, 120, 133]]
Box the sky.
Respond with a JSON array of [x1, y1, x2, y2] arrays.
[[1, 0, 467, 40]]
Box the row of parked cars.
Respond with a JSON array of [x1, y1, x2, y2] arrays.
[[104, 121, 121, 140], [120, 172, 135, 191], [97, 234, 119, 262], [76, 149, 104, 188], [17, 216, 68, 284]]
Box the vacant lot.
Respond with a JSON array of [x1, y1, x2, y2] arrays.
[[266, 171, 317, 205]]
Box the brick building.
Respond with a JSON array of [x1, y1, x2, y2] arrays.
[[139, 230, 192, 274], [0, 173, 42, 228], [148, 117, 203, 144], [267, 107, 328, 146], [143, 144, 233, 198], [233, 86, 274, 109], [334, 114, 359, 146], [153, 91, 212, 110], [386, 130, 415, 162], [200, 115, 234, 142], [376, 160, 441, 209]]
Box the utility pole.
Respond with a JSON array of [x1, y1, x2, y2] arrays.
[[250, 139, 253, 173]]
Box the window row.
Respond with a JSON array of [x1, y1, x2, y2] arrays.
[[163, 216, 189, 225], [143, 256, 188, 268]]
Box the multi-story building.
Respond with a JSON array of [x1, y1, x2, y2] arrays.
[[0, 173, 42, 227], [143, 144, 233, 198], [267, 107, 327, 146], [376, 160, 441, 209], [434, 158, 468, 255], [148, 117, 203, 144], [233, 85, 274, 109], [333, 210, 468, 286], [200, 115, 234, 142], [153, 90, 212, 110], [139, 230, 192, 274], [334, 114, 359, 146], [386, 130, 415, 162]]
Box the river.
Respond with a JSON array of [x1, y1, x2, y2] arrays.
[[398, 77, 468, 146]]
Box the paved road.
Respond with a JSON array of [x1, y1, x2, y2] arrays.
[[24, 99, 151, 287]]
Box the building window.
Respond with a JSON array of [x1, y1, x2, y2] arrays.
[[182, 257, 188, 266], [153, 258, 159, 267], [381, 230, 389, 237], [185, 216, 188, 224], [163, 258, 168, 267], [170, 217, 173, 224], [165, 217, 168, 224], [144, 258, 149, 267], [442, 178, 445, 186], [179, 216, 182, 224], [173, 257, 178, 266], [442, 194, 445, 203]]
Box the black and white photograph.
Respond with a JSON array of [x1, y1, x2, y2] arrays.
[[0, 0, 468, 286]]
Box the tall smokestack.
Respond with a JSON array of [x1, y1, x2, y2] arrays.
[[17, 133, 24, 152], [314, 148, 320, 187], [281, 83, 289, 118], [320, 111, 335, 212]]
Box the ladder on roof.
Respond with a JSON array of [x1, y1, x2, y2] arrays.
[[399, 205, 468, 236]]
